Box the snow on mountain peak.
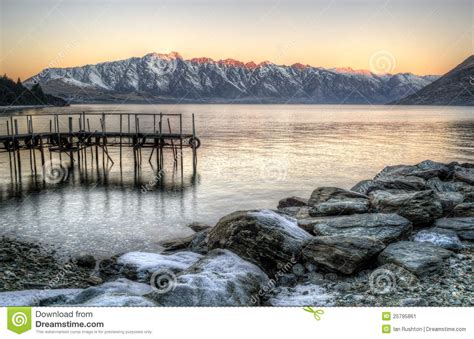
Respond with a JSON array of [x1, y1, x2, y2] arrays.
[[147, 51, 183, 60], [332, 67, 373, 76]]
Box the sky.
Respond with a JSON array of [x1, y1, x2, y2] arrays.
[[0, 0, 472, 80]]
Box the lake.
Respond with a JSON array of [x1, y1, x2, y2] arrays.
[[0, 104, 473, 258]]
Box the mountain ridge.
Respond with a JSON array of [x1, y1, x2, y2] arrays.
[[24, 51, 440, 104], [394, 55, 474, 106]]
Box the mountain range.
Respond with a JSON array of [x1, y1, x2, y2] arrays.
[[24, 52, 440, 104]]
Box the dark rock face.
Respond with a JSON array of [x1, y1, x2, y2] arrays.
[[453, 166, 474, 185], [435, 192, 465, 214], [308, 187, 369, 217], [369, 190, 443, 226], [300, 213, 412, 244], [378, 241, 453, 275], [302, 236, 385, 274], [160, 230, 210, 254], [308, 187, 368, 205], [146, 249, 269, 306], [278, 196, 309, 209], [187, 222, 212, 232], [351, 180, 373, 195], [278, 206, 311, 219], [207, 210, 312, 274], [452, 203, 474, 217], [368, 175, 426, 192], [75, 255, 96, 269], [434, 218, 474, 241], [427, 177, 473, 194]]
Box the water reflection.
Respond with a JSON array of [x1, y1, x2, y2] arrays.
[[0, 104, 472, 257]]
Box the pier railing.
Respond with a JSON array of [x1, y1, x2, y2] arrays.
[[0, 112, 200, 182]]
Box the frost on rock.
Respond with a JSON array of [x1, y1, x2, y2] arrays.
[[0, 288, 81, 307], [248, 209, 312, 245], [148, 249, 269, 306], [413, 229, 463, 250], [72, 295, 155, 307], [44, 279, 155, 306], [266, 283, 335, 306], [117, 251, 203, 281]]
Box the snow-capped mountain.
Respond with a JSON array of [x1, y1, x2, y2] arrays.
[[24, 52, 439, 104]]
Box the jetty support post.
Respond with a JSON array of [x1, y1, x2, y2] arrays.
[[6, 120, 13, 181], [68, 117, 74, 166], [13, 118, 22, 178], [192, 113, 197, 174], [29, 115, 37, 176], [119, 114, 123, 167]]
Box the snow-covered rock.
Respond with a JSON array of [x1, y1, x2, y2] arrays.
[[116, 251, 202, 282], [147, 249, 269, 306], [43, 279, 156, 306], [208, 209, 312, 274]]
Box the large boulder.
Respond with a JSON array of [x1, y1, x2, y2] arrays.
[[377, 241, 453, 275], [115, 251, 203, 282], [434, 217, 474, 241], [302, 236, 385, 275], [146, 249, 269, 306], [453, 165, 474, 185], [369, 190, 443, 226], [308, 187, 369, 217], [299, 213, 412, 244], [376, 160, 450, 180], [207, 209, 312, 274]]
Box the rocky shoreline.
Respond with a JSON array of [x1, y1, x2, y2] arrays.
[[0, 160, 473, 307]]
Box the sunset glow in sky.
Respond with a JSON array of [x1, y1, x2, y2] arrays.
[[1, 0, 472, 80]]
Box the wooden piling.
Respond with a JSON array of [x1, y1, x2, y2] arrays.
[[14, 119, 21, 177]]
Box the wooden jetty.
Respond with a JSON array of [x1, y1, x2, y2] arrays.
[[0, 112, 200, 182]]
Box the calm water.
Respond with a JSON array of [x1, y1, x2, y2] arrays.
[[0, 104, 473, 258]]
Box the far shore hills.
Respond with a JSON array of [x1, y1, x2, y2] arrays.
[[2, 54, 473, 107]]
